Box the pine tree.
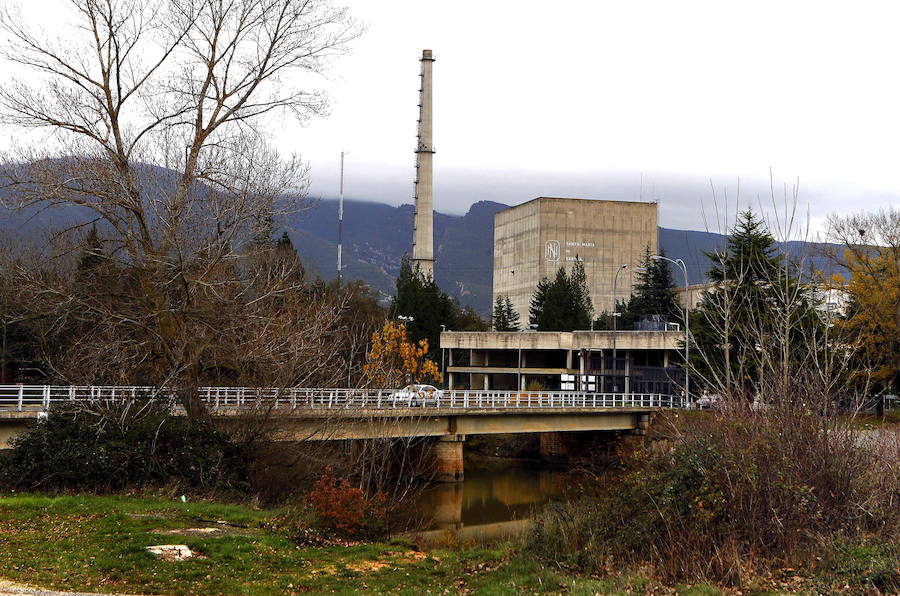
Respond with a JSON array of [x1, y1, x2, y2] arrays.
[[529, 265, 593, 331], [617, 246, 681, 329], [503, 296, 520, 331], [691, 210, 816, 398], [570, 257, 594, 325], [273, 231, 305, 284], [392, 255, 459, 363], [78, 225, 106, 274], [493, 295, 520, 331]]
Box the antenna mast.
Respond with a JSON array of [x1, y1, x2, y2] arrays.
[[337, 151, 345, 282]]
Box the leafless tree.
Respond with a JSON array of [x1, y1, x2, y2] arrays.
[[0, 0, 361, 419]]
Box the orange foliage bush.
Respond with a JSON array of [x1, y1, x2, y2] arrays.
[[362, 321, 442, 387], [308, 468, 388, 538]]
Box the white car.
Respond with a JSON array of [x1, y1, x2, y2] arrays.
[[390, 384, 443, 407], [695, 394, 721, 409]]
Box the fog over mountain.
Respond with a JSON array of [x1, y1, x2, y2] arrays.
[[0, 168, 849, 317], [287, 196, 847, 315], [306, 165, 899, 236]]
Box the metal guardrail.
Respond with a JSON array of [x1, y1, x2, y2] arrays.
[[0, 385, 686, 411]]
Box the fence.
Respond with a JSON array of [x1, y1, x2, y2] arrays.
[[0, 385, 686, 412]]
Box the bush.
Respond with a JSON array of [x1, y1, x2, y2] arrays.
[[0, 401, 242, 492], [526, 406, 899, 585], [308, 468, 388, 539]]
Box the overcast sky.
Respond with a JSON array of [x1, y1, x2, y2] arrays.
[[4, 1, 900, 236], [268, 0, 900, 236]]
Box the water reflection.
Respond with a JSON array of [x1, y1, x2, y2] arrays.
[[411, 459, 583, 541]]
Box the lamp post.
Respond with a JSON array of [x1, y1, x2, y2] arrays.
[[650, 255, 690, 405], [612, 264, 627, 390]]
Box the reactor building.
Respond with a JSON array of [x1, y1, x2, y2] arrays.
[[492, 197, 659, 322]]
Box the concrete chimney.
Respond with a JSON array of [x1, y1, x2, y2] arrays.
[[412, 49, 435, 278]]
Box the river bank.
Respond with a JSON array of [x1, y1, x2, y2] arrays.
[[1, 493, 893, 595]]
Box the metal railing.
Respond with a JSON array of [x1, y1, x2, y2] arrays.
[[0, 385, 687, 412]]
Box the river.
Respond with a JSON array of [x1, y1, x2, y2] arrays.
[[407, 458, 589, 543]]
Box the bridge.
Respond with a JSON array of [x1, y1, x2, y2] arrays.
[[0, 385, 686, 480]]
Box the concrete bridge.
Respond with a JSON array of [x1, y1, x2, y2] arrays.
[[0, 385, 685, 480]]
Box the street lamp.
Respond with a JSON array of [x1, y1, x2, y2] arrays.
[[650, 255, 690, 405], [612, 264, 628, 389]]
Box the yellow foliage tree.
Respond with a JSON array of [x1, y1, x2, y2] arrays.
[[826, 208, 899, 393], [832, 250, 899, 390], [362, 321, 442, 388]]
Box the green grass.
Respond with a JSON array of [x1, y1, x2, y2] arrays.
[[2, 493, 878, 595]]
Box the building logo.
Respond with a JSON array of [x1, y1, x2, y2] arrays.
[[545, 240, 560, 262]]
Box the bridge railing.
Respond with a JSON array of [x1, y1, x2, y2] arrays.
[[0, 385, 687, 411]]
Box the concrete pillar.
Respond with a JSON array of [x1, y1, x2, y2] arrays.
[[434, 435, 464, 482], [448, 372, 454, 390], [483, 374, 489, 390], [624, 351, 631, 394], [578, 350, 586, 390], [632, 413, 650, 436], [539, 432, 571, 463], [566, 350, 573, 370]]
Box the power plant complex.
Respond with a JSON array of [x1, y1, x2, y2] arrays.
[[407, 50, 659, 321], [404, 49, 681, 394]]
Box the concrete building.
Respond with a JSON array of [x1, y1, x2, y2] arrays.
[[441, 330, 684, 394], [675, 282, 717, 310], [492, 197, 658, 323]]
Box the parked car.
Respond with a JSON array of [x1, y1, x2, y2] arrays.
[[390, 384, 443, 406], [695, 394, 721, 409]]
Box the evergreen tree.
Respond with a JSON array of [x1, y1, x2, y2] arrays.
[[78, 226, 106, 274], [273, 231, 305, 283], [570, 257, 594, 323], [691, 210, 818, 398], [492, 295, 520, 331], [529, 264, 592, 331], [391, 255, 458, 362], [617, 247, 681, 329]]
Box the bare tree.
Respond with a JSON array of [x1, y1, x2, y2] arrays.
[[0, 0, 360, 419]]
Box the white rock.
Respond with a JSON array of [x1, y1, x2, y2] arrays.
[[145, 544, 194, 561]]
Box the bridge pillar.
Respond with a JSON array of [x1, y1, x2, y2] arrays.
[[632, 413, 650, 435], [539, 431, 573, 463], [434, 435, 465, 482]]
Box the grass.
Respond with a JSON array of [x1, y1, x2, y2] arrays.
[[1, 494, 892, 595]]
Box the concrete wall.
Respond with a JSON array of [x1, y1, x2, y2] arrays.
[[441, 330, 681, 351], [493, 197, 658, 322]]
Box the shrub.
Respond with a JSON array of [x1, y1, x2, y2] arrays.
[[526, 406, 899, 585], [308, 468, 388, 539], [0, 401, 242, 492]]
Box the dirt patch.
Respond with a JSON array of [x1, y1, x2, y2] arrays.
[[156, 526, 260, 537], [346, 561, 390, 573]]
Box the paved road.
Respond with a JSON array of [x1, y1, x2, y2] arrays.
[[0, 579, 139, 596]]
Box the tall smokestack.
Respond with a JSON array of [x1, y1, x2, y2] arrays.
[[412, 49, 435, 278]]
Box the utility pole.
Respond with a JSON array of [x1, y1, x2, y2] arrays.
[[651, 255, 690, 405], [337, 151, 345, 283], [612, 264, 627, 391]]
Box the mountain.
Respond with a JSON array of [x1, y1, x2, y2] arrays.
[[289, 199, 847, 315], [0, 170, 846, 314]]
